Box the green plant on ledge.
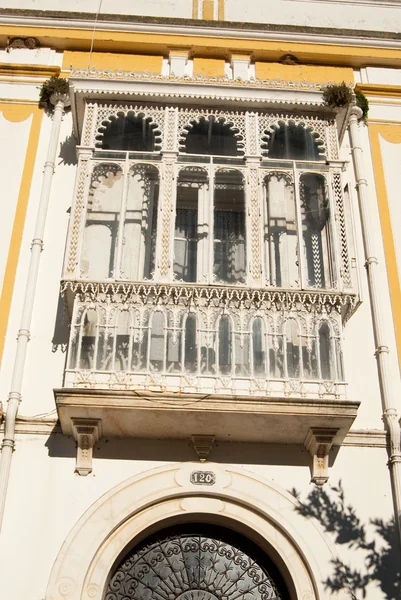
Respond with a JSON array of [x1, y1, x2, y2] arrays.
[[322, 81, 353, 108], [322, 81, 369, 121], [39, 76, 70, 113], [355, 90, 369, 121]]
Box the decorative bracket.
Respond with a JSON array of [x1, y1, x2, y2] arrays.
[[304, 428, 338, 486], [72, 418, 102, 476], [191, 435, 215, 462]]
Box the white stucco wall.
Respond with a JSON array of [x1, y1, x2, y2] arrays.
[[0, 434, 395, 600]]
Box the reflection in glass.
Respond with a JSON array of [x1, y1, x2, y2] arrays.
[[265, 173, 298, 288], [214, 170, 246, 284], [300, 173, 333, 289], [267, 122, 322, 160]]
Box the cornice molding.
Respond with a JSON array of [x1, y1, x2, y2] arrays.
[[0, 63, 60, 78], [1, 10, 401, 49], [356, 83, 401, 98]]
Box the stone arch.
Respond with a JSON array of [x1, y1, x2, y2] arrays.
[[45, 464, 351, 600]]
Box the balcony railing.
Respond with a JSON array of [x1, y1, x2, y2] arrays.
[[62, 281, 358, 401]]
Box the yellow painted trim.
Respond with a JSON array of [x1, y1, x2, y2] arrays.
[[202, 0, 215, 20], [2, 25, 401, 67], [256, 62, 354, 84], [0, 104, 43, 364], [193, 0, 199, 19], [193, 57, 225, 76], [356, 83, 401, 98], [0, 63, 60, 78], [62, 51, 162, 73], [218, 0, 224, 21], [369, 123, 401, 367]]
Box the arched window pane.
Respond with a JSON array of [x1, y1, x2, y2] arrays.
[[184, 314, 197, 373], [214, 170, 246, 284], [79, 309, 97, 370], [183, 117, 239, 156], [267, 123, 322, 160], [219, 316, 232, 375], [319, 322, 333, 380], [166, 313, 181, 373], [285, 320, 300, 378], [149, 312, 166, 372], [300, 173, 333, 289], [131, 310, 149, 372], [115, 310, 130, 372], [96, 113, 160, 151], [121, 165, 159, 280], [81, 164, 122, 279], [265, 174, 298, 288], [302, 335, 318, 379], [252, 318, 265, 377], [269, 334, 284, 378]]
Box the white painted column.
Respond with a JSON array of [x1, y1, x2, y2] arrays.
[[0, 92, 70, 533], [348, 105, 401, 543]]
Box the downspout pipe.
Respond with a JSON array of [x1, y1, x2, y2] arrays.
[[348, 105, 401, 543], [0, 93, 69, 535]]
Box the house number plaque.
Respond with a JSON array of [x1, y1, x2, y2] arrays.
[[190, 471, 216, 485]]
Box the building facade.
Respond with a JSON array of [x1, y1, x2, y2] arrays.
[[0, 1, 401, 598]]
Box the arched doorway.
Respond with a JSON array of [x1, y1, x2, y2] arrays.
[[105, 523, 290, 600]]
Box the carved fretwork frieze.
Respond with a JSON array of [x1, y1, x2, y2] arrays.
[[61, 279, 357, 320]]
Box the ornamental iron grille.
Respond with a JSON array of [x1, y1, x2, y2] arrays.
[[105, 525, 289, 600]]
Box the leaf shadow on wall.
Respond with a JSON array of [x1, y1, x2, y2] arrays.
[[51, 292, 70, 354], [290, 481, 401, 600], [58, 133, 78, 166]]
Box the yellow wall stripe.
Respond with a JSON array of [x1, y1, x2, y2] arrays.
[[368, 123, 401, 367], [0, 105, 43, 365]]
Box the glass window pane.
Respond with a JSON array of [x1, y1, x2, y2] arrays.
[[265, 173, 298, 288], [166, 313, 181, 373], [252, 318, 265, 377], [218, 316, 232, 375], [184, 314, 198, 373], [149, 312, 165, 372], [183, 117, 239, 156], [79, 309, 98, 370], [302, 335, 318, 379], [300, 173, 334, 289], [81, 164, 122, 279], [174, 185, 198, 282], [267, 123, 322, 160], [115, 310, 130, 372], [121, 165, 159, 281], [269, 334, 284, 378], [285, 320, 300, 378], [319, 322, 333, 380], [96, 113, 160, 151], [214, 170, 246, 284]]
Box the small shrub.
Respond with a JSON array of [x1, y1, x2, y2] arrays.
[[322, 82, 353, 109], [39, 76, 70, 113], [355, 91, 369, 121]]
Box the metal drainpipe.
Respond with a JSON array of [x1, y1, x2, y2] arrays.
[[0, 92, 70, 534], [348, 105, 401, 543]]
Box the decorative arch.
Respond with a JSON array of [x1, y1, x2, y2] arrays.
[[260, 117, 327, 160], [45, 464, 351, 600], [94, 105, 165, 150], [178, 110, 246, 156]]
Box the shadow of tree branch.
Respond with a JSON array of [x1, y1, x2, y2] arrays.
[[290, 482, 401, 599]]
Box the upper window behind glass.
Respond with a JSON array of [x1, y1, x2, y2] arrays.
[[96, 113, 161, 151], [265, 122, 323, 161], [183, 117, 240, 156]]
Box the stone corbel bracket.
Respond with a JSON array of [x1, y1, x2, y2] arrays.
[[304, 428, 338, 486], [72, 418, 102, 476], [191, 435, 215, 462]]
